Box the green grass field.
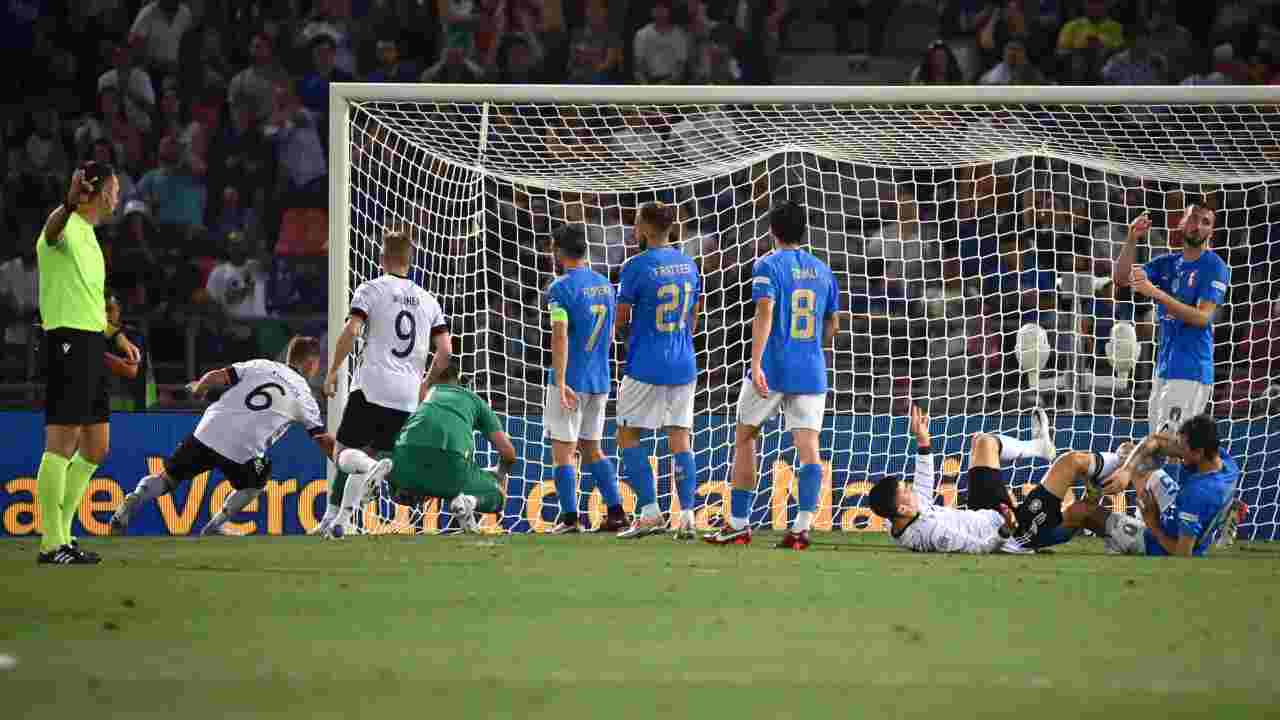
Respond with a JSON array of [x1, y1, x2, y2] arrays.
[[3, 533, 1279, 719]]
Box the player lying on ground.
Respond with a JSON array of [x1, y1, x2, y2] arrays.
[[111, 337, 335, 536], [703, 200, 839, 550], [1065, 414, 1240, 557], [313, 229, 451, 536], [325, 361, 518, 536], [543, 224, 626, 533], [613, 202, 704, 540]]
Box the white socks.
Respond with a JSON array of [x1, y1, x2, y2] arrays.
[[996, 435, 1039, 462], [1093, 451, 1123, 481], [793, 510, 815, 533], [133, 474, 168, 503], [337, 448, 376, 475], [639, 503, 660, 519], [728, 514, 748, 530], [336, 470, 372, 524], [203, 488, 261, 534]]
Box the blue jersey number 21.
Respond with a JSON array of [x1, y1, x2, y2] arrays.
[[656, 282, 695, 333]]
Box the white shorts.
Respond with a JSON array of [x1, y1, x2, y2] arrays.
[[617, 376, 695, 430], [543, 385, 607, 443], [1148, 377, 1212, 434], [1104, 512, 1147, 556], [735, 379, 826, 431]]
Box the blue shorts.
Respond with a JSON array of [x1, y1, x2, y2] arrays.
[[1029, 525, 1076, 549]]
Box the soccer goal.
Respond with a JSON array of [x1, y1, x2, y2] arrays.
[[328, 84, 1280, 539]]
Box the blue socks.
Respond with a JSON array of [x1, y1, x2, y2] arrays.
[[673, 451, 697, 509], [797, 463, 822, 513], [621, 446, 656, 508], [730, 488, 753, 524], [585, 459, 621, 508], [553, 465, 576, 517]]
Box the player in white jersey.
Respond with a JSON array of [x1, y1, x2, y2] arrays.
[[867, 405, 1132, 554], [313, 230, 451, 536], [111, 337, 335, 536]]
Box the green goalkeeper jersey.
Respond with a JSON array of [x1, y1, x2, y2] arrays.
[[396, 383, 503, 461]]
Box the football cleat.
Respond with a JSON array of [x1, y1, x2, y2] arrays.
[[703, 526, 752, 545], [1031, 407, 1057, 462], [594, 507, 629, 533], [68, 539, 101, 562], [776, 530, 811, 550], [549, 515, 584, 534], [998, 537, 1036, 555], [109, 493, 143, 535], [450, 494, 481, 534], [38, 545, 101, 565], [320, 522, 347, 540], [616, 514, 666, 539]]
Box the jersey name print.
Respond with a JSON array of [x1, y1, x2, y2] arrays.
[[350, 274, 446, 412], [194, 359, 324, 463]]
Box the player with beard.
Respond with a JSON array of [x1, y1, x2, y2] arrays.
[[1114, 203, 1229, 436]]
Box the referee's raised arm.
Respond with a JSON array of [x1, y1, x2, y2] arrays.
[[33, 161, 135, 565]]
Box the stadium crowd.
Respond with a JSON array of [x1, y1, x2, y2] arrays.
[[1, 0, 1278, 418]]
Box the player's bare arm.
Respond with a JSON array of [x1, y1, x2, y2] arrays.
[[324, 315, 365, 397], [42, 169, 95, 246], [1140, 486, 1194, 557], [750, 296, 774, 397], [186, 368, 234, 398], [312, 432, 337, 460], [615, 302, 632, 336], [1129, 266, 1217, 328], [107, 324, 142, 364], [550, 316, 577, 411], [1108, 432, 1188, 494], [688, 299, 702, 335], [823, 312, 837, 348], [489, 430, 519, 480], [421, 330, 453, 396], [1112, 211, 1151, 287]]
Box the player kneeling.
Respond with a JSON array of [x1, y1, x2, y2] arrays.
[[111, 337, 334, 535], [1066, 415, 1240, 557], [325, 362, 517, 536]]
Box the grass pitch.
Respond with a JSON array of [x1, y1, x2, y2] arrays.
[[3, 533, 1278, 719]]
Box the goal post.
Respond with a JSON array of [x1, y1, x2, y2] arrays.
[[327, 83, 1280, 539]]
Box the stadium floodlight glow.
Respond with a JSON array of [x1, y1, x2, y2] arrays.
[[329, 83, 1280, 537]]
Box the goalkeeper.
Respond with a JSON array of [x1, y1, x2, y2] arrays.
[[327, 361, 517, 535]]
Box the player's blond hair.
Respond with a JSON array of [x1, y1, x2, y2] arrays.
[[286, 336, 323, 365], [382, 229, 415, 265]]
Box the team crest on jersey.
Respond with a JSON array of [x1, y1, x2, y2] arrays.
[[1028, 498, 1043, 513], [1187, 271, 1197, 288]]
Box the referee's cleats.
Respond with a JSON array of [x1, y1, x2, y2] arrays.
[[38, 545, 101, 565]]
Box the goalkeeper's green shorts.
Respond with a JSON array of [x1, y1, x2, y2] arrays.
[[389, 445, 505, 514]]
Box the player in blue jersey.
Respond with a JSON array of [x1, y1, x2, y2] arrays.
[[1115, 205, 1230, 435], [1068, 414, 1240, 557], [614, 202, 703, 540], [704, 200, 838, 549], [543, 224, 626, 534]]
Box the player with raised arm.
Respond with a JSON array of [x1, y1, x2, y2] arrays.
[[614, 202, 703, 539], [1114, 204, 1229, 435], [329, 361, 517, 535], [703, 200, 838, 549], [543, 224, 626, 533], [867, 405, 1126, 553], [111, 337, 335, 536], [313, 229, 451, 537], [1067, 415, 1240, 557]]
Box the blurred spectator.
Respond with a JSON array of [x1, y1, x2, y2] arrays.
[[156, 82, 209, 174], [206, 232, 269, 320], [909, 40, 965, 84], [474, 0, 510, 67], [296, 0, 359, 77], [690, 29, 743, 84], [90, 138, 137, 223], [10, 110, 70, 204], [983, 233, 1054, 326], [420, 39, 488, 83], [98, 42, 155, 135], [1100, 30, 1169, 85], [212, 186, 261, 249], [188, 68, 227, 136], [138, 134, 207, 230], [129, 0, 194, 73], [1208, 42, 1250, 83], [365, 35, 420, 83], [494, 32, 545, 83], [1056, 0, 1124, 81], [939, 0, 988, 38], [0, 243, 38, 347], [105, 291, 153, 410], [566, 1, 623, 83], [264, 80, 327, 205], [1142, 0, 1194, 82], [300, 34, 354, 138], [108, 200, 160, 308], [977, 1, 1046, 71], [438, 0, 482, 57], [979, 39, 1048, 85], [208, 103, 273, 212], [829, 0, 892, 57], [1181, 49, 1231, 85], [633, 0, 690, 84], [229, 33, 289, 125]]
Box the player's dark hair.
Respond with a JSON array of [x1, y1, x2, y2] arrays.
[[1179, 414, 1220, 459], [769, 200, 807, 246], [867, 475, 902, 520], [553, 223, 589, 260], [286, 336, 323, 365], [80, 160, 116, 197], [637, 201, 676, 241]]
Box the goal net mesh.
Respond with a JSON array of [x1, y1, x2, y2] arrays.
[[340, 98, 1280, 540]]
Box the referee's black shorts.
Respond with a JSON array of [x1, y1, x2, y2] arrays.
[[336, 390, 410, 452], [44, 328, 109, 426]]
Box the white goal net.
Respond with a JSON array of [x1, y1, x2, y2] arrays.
[[328, 85, 1280, 540]]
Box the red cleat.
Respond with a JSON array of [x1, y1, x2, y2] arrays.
[[776, 530, 811, 550], [703, 526, 752, 545]]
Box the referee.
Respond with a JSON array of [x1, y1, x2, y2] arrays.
[[34, 161, 138, 565]]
